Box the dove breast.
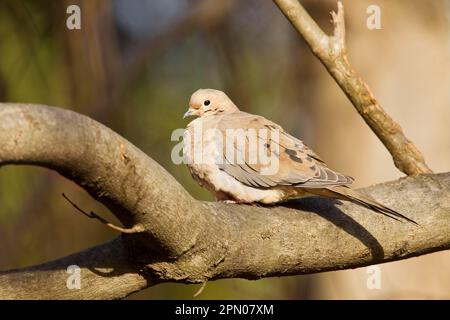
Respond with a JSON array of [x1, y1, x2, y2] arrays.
[[183, 115, 291, 203]]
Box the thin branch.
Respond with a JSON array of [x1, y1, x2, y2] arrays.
[[273, 0, 432, 175], [330, 1, 345, 52], [193, 281, 208, 297], [62, 193, 144, 234]]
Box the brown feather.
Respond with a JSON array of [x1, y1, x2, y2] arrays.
[[305, 185, 418, 225]]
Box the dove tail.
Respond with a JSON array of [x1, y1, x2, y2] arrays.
[[308, 185, 418, 225]]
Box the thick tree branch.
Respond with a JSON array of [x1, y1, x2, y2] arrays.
[[273, 0, 432, 175], [0, 238, 148, 299], [0, 103, 208, 259], [0, 103, 448, 299]]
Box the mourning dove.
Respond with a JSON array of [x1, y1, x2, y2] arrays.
[[183, 88, 417, 224]]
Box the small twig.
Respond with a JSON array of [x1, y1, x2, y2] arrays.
[[62, 193, 144, 234], [273, 0, 432, 175], [330, 1, 345, 53], [193, 281, 208, 298]]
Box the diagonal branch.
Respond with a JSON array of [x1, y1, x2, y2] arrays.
[[273, 0, 432, 175], [0, 103, 448, 299]]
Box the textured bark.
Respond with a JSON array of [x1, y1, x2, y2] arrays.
[[0, 238, 148, 299], [0, 103, 448, 299], [273, 0, 432, 175]]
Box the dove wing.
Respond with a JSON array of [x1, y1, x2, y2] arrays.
[[216, 112, 353, 189]]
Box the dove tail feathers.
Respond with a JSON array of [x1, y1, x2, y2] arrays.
[[307, 185, 418, 225]]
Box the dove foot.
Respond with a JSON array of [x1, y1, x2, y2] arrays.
[[220, 199, 238, 204], [219, 199, 264, 207]]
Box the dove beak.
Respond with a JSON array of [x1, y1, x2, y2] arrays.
[[183, 108, 195, 119]]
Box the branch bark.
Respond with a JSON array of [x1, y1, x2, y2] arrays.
[[0, 238, 149, 299], [0, 103, 449, 299], [273, 0, 432, 175]]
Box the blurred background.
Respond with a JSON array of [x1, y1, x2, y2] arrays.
[[0, 0, 449, 299]]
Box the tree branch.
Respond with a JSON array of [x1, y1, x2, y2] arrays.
[[0, 238, 149, 299], [0, 103, 207, 259], [0, 103, 448, 299], [273, 0, 432, 175]]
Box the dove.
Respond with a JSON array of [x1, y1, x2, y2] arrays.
[[183, 88, 417, 224]]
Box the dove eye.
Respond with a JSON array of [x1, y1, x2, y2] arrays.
[[204, 100, 210, 106]]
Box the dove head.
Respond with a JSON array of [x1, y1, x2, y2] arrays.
[[184, 89, 239, 119]]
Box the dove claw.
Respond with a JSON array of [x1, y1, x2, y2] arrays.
[[221, 200, 237, 204]]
